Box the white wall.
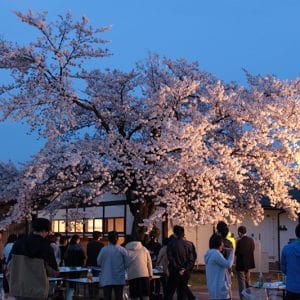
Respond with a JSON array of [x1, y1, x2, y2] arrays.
[[180, 210, 298, 265]]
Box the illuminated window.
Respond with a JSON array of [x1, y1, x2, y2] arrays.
[[50, 204, 125, 235], [95, 219, 103, 231], [104, 217, 125, 233], [75, 221, 83, 232], [68, 221, 76, 232], [107, 218, 114, 231], [115, 218, 125, 232], [86, 219, 94, 232], [53, 220, 59, 232], [59, 220, 66, 233]]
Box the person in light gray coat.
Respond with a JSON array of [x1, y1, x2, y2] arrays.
[[204, 233, 234, 300], [97, 231, 129, 300], [125, 232, 153, 300]]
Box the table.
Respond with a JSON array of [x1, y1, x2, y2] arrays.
[[48, 277, 64, 282], [59, 266, 88, 274], [65, 277, 99, 297], [65, 277, 99, 284], [263, 281, 286, 299], [153, 267, 164, 275]]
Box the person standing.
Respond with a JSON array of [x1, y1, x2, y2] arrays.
[[2, 234, 17, 298], [7, 218, 58, 300], [235, 225, 255, 299], [64, 234, 85, 267], [205, 233, 234, 300], [97, 231, 129, 300], [126, 231, 153, 300], [164, 225, 197, 300], [281, 223, 300, 300], [59, 235, 68, 266], [156, 237, 171, 298], [146, 228, 162, 298], [64, 234, 86, 300], [50, 233, 61, 266], [145, 228, 162, 267], [216, 221, 234, 259], [86, 231, 104, 267]]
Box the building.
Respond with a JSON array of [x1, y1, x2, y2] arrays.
[[39, 192, 300, 269]]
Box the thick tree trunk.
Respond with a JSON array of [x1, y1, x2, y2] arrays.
[[126, 188, 155, 240]]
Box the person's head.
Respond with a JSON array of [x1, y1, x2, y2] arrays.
[[17, 233, 26, 240], [123, 235, 134, 245], [70, 234, 80, 244], [92, 231, 101, 241], [238, 226, 247, 237], [209, 233, 224, 251], [6, 234, 17, 244], [149, 226, 160, 241], [295, 224, 300, 239], [168, 234, 175, 242], [216, 221, 229, 239], [54, 232, 61, 243], [108, 231, 118, 245], [48, 234, 56, 243], [173, 225, 185, 238], [162, 237, 170, 246], [32, 218, 51, 238], [60, 236, 68, 246]]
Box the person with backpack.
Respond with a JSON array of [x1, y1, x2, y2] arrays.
[[8, 218, 58, 300]]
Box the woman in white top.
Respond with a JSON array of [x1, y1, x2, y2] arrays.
[[204, 233, 234, 300], [126, 232, 153, 300]]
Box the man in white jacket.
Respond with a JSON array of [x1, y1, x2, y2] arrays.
[[204, 233, 234, 300], [97, 231, 129, 300]]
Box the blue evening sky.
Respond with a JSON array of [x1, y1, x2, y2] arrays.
[[1, 0, 300, 164]]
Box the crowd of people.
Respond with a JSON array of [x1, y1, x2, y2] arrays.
[[1, 217, 300, 300]]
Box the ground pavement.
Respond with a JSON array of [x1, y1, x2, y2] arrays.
[[192, 287, 240, 300]]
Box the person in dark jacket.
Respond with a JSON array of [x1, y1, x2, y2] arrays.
[[145, 227, 162, 266], [59, 235, 68, 266], [86, 231, 104, 267], [65, 234, 86, 300], [216, 221, 233, 259], [8, 218, 58, 300], [164, 225, 197, 300], [65, 234, 85, 267], [235, 225, 255, 299]]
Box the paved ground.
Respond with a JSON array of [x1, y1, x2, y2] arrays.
[[192, 287, 240, 300]]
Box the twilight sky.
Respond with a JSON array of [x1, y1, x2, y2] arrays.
[[1, 0, 300, 164]]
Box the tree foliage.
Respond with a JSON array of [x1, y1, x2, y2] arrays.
[[0, 11, 299, 230]]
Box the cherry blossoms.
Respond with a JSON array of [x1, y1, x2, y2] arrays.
[[0, 11, 299, 230]]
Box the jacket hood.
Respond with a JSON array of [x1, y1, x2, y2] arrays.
[[204, 249, 217, 264], [290, 240, 300, 257], [125, 241, 143, 251]]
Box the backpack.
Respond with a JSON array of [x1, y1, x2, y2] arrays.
[[7, 254, 49, 299]]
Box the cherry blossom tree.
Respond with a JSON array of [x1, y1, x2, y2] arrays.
[[0, 10, 299, 232], [0, 161, 21, 218]]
